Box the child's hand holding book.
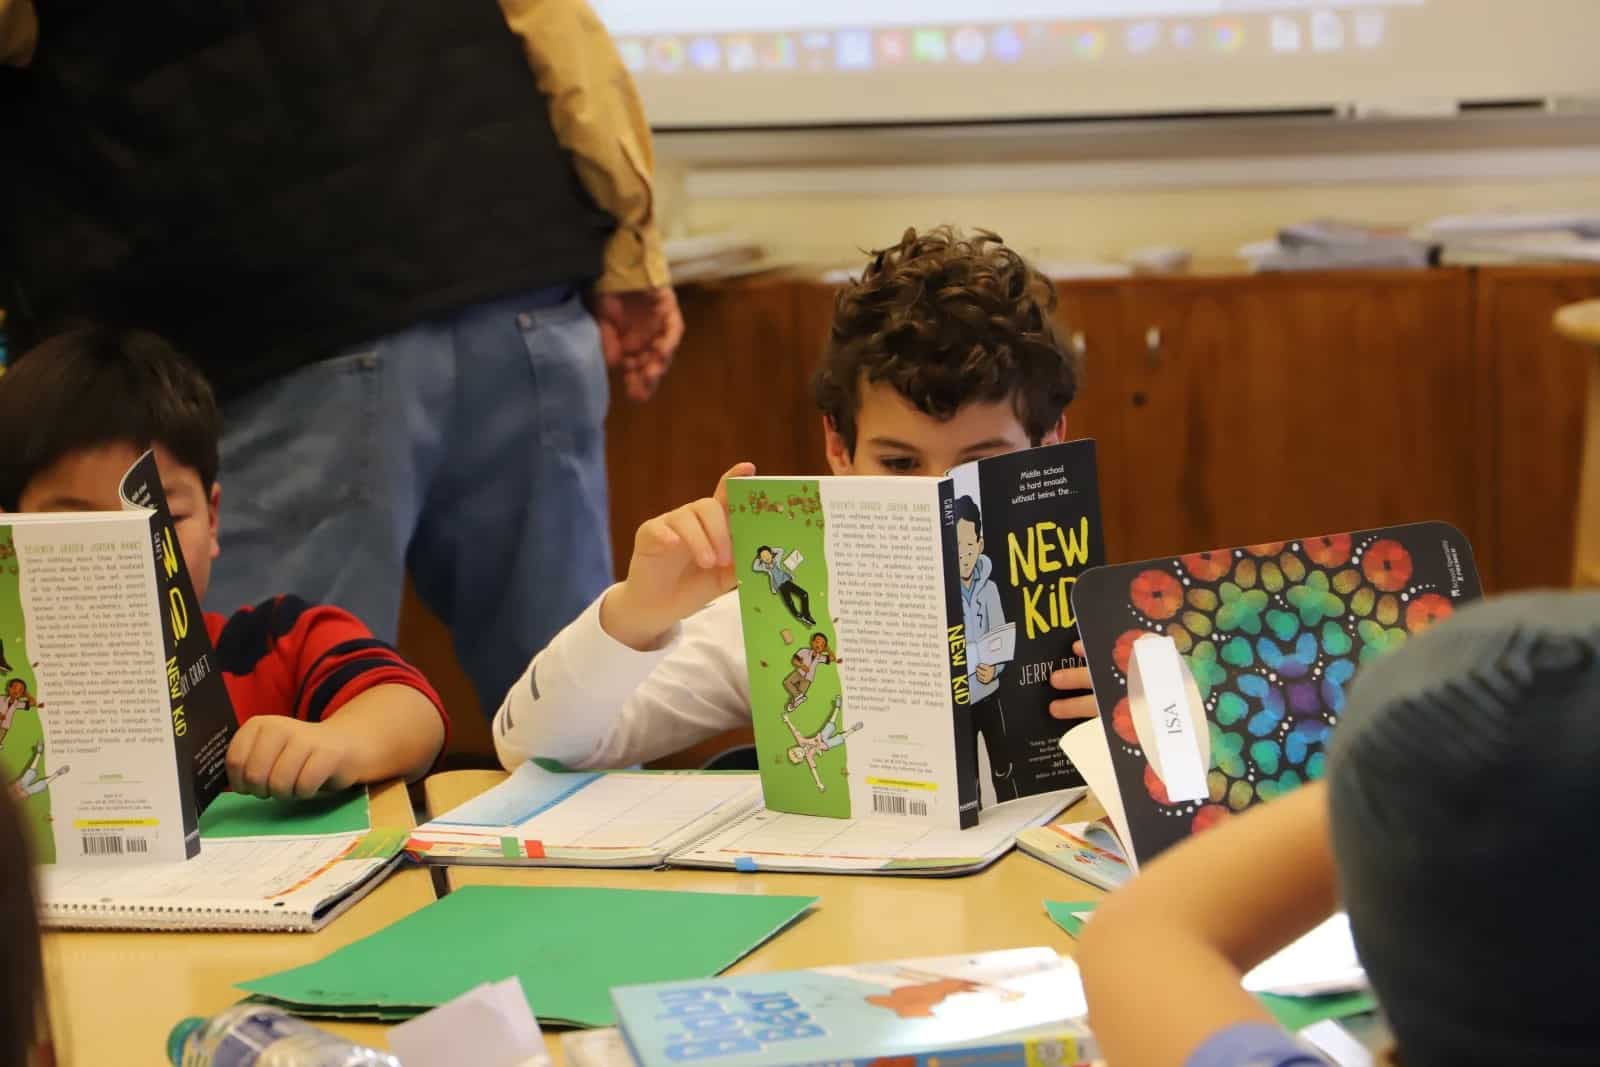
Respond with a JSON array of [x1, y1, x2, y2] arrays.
[[1050, 649, 1096, 721], [601, 463, 755, 652]]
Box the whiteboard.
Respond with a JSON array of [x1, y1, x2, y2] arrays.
[[594, 0, 1600, 129]]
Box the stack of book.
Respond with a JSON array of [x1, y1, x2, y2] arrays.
[[1241, 219, 1438, 272], [665, 233, 770, 284], [1421, 212, 1600, 265]]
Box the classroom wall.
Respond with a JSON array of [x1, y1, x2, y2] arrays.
[[687, 175, 1600, 268], [664, 116, 1600, 267]]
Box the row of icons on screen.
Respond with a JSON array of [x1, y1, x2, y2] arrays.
[[618, 11, 1389, 75]]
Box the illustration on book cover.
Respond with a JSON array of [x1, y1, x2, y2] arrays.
[[733, 481, 858, 817], [730, 476, 965, 824], [1073, 522, 1481, 861], [948, 441, 1104, 805], [0, 527, 64, 860]]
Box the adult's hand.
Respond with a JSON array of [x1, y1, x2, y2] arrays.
[[593, 286, 684, 402]]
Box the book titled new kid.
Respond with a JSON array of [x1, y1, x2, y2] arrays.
[[610, 947, 1095, 1067], [0, 451, 235, 864], [728, 440, 1103, 829]]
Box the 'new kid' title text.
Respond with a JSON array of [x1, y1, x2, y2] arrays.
[[1007, 518, 1092, 639]]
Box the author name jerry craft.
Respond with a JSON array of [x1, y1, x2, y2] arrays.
[[1017, 654, 1085, 687]]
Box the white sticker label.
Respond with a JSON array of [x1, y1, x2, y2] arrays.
[[1128, 636, 1208, 804]]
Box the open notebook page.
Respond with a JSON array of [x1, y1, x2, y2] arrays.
[[408, 762, 763, 867], [670, 787, 1083, 874]]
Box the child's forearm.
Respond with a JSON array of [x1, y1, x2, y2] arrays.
[[1077, 783, 1338, 1067], [324, 684, 446, 783]]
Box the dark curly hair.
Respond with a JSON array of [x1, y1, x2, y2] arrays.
[[812, 226, 1080, 455]]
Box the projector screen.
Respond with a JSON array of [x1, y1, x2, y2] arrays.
[[592, 0, 1600, 129]]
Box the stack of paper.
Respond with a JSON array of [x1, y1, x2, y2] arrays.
[[1242, 219, 1437, 272], [1421, 212, 1600, 265], [666, 233, 770, 283]]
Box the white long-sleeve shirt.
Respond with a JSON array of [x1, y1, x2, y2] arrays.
[[492, 586, 749, 770]]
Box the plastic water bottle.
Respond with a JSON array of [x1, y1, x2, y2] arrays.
[[168, 1004, 402, 1067]]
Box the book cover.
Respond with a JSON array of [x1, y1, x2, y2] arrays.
[[729, 476, 974, 827], [119, 450, 237, 841], [1015, 820, 1131, 892], [949, 441, 1103, 804], [0, 451, 236, 864], [0, 523, 62, 861], [611, 948, 1093, 1067], [1072, 522, 1481, 864]]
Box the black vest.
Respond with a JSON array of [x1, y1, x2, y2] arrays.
[[2, 0, 615, 401]]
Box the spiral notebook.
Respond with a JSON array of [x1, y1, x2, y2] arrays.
[[38, 790, 407, 932]]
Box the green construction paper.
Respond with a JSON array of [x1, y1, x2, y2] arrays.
[[199, 789, 371, 839], [1044, 899, 1100, 939], [1045, 900, 1376, 1032], [1259, 990, 1379, 1031], [238, 885, 818, 1028]]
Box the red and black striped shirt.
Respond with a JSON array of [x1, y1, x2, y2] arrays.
[[205, 596, 449, 748]]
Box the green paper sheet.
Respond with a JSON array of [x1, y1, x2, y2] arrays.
[[1044, 901, 1376, 1032], [239, 885, 818, 1027], [199, 789, 371, 839], [1044, 899, 1100, 939], [1258, 990, 1378, 1031]]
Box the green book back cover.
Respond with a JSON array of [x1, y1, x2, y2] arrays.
[[728, 477, 973, 828], [0, 524, 54, 860]]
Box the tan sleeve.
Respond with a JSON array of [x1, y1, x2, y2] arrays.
[[0, 0, 38, 67], [497, 0, 669, 292]]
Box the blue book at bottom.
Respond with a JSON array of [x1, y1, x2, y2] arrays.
[[609, 947, 1098, 1067]]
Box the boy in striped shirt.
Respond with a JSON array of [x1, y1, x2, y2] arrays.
[[0, 327, 448, 800]]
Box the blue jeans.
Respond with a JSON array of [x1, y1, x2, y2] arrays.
[[211, 288, 614, 713]]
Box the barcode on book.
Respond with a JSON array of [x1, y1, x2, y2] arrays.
[[871, 792, 928, 818], [80, 835, 148, 857]]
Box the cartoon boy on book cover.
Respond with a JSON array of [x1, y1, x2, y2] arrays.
[[10, 741, 66, 800], [0, 678, 37, 748], [782, 632, 842, 711], [784, 696, 863, 792], [751, 545, 816, 627], [955, 496, 1017, 801]]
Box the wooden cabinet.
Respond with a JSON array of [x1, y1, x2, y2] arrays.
[[1475, 267, 1600, 592], [1068, 270, 1486, 580]]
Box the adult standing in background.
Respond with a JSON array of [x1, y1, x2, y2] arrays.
[[0, 0, 682, 712]]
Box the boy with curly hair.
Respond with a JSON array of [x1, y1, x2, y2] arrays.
[[493, 227, 1095, 770]]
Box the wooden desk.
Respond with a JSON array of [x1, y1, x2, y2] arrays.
[[43, 780, 431, 1066], [423, 771, 1106, 1060]]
